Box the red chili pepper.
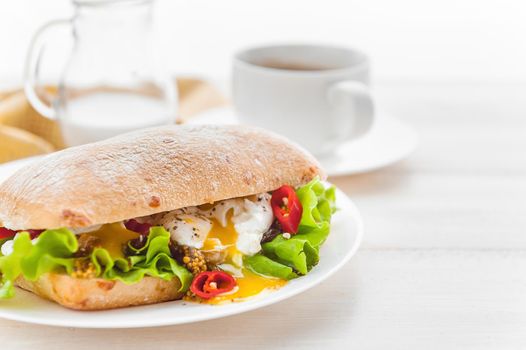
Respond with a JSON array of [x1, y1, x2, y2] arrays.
[[27, 230, 44, 239], [190, 271, 236, 299], [0, 227, 17, 239], [124, 219, 152, 235], [270, 185, 303, 234], [0, 228, 44, 240]]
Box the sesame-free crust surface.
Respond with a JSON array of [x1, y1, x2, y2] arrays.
[[15, 274, 184, 311], [0, 124, 323, 230]]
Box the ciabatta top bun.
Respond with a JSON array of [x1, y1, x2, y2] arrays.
[[0, 124, 323, 230]]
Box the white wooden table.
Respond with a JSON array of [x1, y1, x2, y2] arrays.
[[1, 82, 525, 349]]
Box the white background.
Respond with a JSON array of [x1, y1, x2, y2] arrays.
[[1, 0, 526, 85]]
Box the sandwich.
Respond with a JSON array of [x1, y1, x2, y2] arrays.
[[0, 124, 335, 310]]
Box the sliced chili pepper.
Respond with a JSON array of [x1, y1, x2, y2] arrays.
[[124, 219, 152, 235], [270, 185, 303, 234], [0, 228, 43, 240], [27, 230, 44, 239], [190, 271, 236, 299], [0, 227, 17, 239], [0, 228, 45, 240]]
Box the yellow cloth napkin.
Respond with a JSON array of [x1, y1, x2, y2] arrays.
[[0, 78, 227, 164]]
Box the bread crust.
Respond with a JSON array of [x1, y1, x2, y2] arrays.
[[0, 124, 324, 230], [15, 274, 184, 310]]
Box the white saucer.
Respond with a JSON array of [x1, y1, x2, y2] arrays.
[[190, 107, 418, 176]]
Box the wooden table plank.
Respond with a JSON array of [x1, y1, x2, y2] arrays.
[[331, 82, 526, 249], [332, 169, 526, 249]]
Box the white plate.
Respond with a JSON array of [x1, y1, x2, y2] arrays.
[[0, 158, 363, 328], [190, 107, 418, 176]]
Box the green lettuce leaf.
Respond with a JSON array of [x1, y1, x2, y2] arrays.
[[0, 229, 76, 298], [89, 227, 192, 290], [261, 235, 319, 275], [245, 178, 336, 280], [0, 226, 192, 299], [244, 254, 298, 280], [296, 179, 336, 233]]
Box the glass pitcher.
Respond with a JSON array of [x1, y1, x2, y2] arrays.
[[24, 0, 177, 146]]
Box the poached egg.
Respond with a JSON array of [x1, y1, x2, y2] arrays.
[[146, 193, 274, 256]]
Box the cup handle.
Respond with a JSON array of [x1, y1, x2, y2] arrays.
[[24, 19, 71, 120], [327, 80, 375, 141]]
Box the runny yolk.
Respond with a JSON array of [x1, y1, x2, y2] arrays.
[[203, 218, 238, 260], [86, 223, 140, 259], [202, 216, 287, 304], [207, 268, 287, 305]]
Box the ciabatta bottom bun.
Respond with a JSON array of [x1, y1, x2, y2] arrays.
[[16, 275, 183, 311]]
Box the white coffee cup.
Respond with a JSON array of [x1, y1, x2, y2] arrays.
[[233, 44, 375, 156]]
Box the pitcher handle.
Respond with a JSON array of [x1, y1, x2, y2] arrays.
[[24, 19, 71, 120]]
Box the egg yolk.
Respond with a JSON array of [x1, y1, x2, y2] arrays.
[[202, 218, 238, 259], [207, 268, 287, 305], [85, 223, 139, 259], [203, 217, 287, 304]]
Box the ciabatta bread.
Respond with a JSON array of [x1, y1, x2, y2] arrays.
[[16, 274, 183, 310], [0, 124, 324, 230]]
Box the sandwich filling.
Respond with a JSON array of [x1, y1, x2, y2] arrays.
[[0, 178, 335, 304]]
